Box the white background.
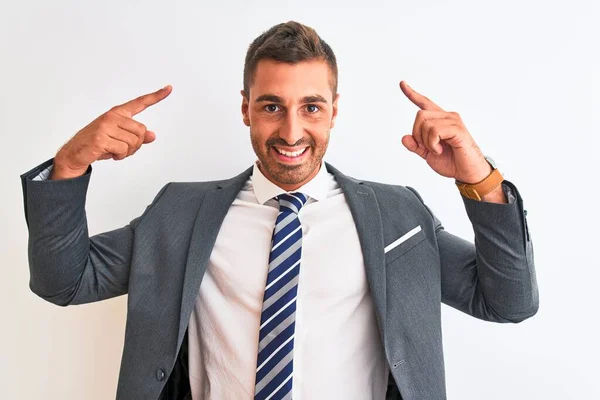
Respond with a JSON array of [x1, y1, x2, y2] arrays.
[[1, 0, 598, 398]]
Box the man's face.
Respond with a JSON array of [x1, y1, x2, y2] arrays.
[[241, 59, 339, 191]]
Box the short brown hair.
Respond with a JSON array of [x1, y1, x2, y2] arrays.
[[243, 21, 338, 98]]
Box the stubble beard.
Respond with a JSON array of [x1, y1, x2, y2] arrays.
[[250, 130, 329, 186]]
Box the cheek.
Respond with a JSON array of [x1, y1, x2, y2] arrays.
[[311, 113, 333, 130], [313, 116, 332, 133], [250, 123, 276, 147], [250, 116, 282, 138], [308, 127, 331, 147], [249, 111, 274, 128]]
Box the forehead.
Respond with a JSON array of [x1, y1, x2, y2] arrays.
[[251, 59, 333, 100]]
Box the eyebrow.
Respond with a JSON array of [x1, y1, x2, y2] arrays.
[[254, 94, 329, 104]]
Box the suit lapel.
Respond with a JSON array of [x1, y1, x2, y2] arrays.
[[176, 162, 388, 348], [176, 166, 253, 349], [326, 163, 387, 335]]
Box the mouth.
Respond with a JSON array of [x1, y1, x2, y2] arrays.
[[271, 146, 310, 163]]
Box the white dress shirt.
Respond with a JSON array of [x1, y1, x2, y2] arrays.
[[187, 161, 388, 399]]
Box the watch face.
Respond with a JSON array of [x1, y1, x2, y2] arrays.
[[485, 156, 497, 169]]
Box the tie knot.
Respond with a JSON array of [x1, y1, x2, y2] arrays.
[[276, 193, 308, 214]]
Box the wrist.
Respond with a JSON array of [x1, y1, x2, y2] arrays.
[[455, 156, 504, 201], [456, 159, 493, 185], [480, 183, 508, 204], [51, 156, 88, 180]]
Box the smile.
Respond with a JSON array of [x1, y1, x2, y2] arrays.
[[273, 147, 308, 158]]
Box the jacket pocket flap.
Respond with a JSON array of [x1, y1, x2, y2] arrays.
[[384, 225, 426, 264]]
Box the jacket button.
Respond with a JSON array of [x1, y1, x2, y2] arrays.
[[156, 369, 166, 381]]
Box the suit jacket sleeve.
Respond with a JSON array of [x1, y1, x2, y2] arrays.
[[407, 181, 539, 323], [20, 158, 170, 306]]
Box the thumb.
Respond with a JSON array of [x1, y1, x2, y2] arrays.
[[401, 134, 427, 159], [143, 131, 156, 144]]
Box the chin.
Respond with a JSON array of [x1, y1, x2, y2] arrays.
[[263, 160, 315, 186], [272, 166, 311, 185]]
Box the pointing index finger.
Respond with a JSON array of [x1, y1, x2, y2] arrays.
[[400, 81, 444, 111], [113, 85, 173, 118]]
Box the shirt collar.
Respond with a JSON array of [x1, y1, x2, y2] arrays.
[[251, 160, 330, 205]]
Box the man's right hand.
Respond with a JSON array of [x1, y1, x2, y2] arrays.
[[50, 85, 173, 180]]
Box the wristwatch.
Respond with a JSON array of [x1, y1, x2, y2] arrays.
[[455, 156, 504, 201]]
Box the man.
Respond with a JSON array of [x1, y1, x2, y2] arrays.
[[20, 21, 538, 400]]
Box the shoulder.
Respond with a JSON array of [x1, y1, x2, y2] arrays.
[[158, 166, 254, 200], [343, 175, 435, 226], [164, 180, 223, 197], [327, 162, 422, 204], [348, 176, 426, 208]]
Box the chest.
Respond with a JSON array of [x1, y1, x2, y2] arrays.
[[207, 195, 367, 306]]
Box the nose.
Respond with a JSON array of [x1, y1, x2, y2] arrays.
[[278, 112, 304, 146]]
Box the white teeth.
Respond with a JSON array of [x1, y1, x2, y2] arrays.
[[275, 147, 307, 157]]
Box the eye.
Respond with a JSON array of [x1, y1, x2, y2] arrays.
[[305, 104, 320, 113], [264, 104, 280, 113]]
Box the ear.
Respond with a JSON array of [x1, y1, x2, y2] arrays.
[[241, 90, 250, 127], [330, 93, 340, 129]]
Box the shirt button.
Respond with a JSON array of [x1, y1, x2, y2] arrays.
[[156, 368, 165, 381]]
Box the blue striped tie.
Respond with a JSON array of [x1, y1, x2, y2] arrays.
[[254, 192, 308, 400]]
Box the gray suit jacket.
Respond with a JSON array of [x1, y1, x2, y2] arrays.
[[20, 158, 538, 400]]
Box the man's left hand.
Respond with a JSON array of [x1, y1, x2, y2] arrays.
[[399, 81, 492, 185]]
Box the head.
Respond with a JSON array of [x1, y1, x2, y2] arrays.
[[241, 21, 339, 191]]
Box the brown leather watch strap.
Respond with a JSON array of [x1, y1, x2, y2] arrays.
[[455, 168, 504, 201]]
